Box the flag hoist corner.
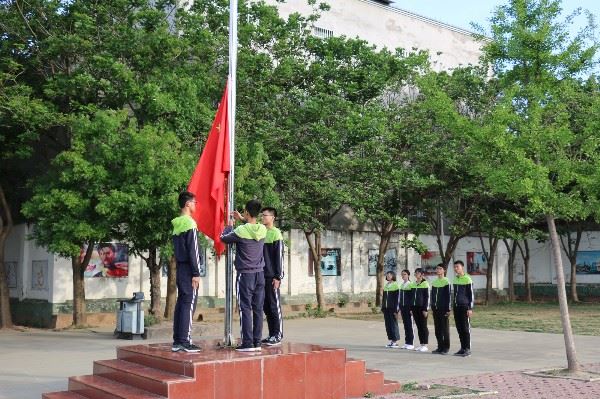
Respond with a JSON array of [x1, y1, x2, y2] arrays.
[[187, 83, 230, 256]]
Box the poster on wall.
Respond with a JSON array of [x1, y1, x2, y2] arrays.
[[308, 248, 341, 276], [420, 250, 442, 275], [82, 243, 129, 278], [576, 251, 600, 275], [6, 262, 17, 289], [368, 248, 398, 276], [31, 260, 49, 290], [466, 251, 488, 275]]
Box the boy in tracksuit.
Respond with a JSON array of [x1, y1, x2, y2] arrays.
[[171, 191, 204, 353], [381, 271, 401, 348], [431, 263, 451, 354], [221, 200, 267, 352], [411, 267, 430, 352], [452, 260, 474, 357], [260, 207, 285, 346], [398, 269, 415, 350]]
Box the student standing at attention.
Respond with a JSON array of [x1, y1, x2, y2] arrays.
[[381, 271, 401, 348], [171, 191, 204, 353], [398, 269, 415, 350], [260, 207, 285, 346], [431, 263, 451, 354], [221, 200, 267, 352], [411, 268, 430, 352], [452, 260, 474, 357]]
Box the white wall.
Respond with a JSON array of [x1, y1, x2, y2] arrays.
[[266, 0, 483, 71]]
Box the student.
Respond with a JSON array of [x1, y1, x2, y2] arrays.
[[398, 269, 415, 350], [411, 268, 430, 352], [381, 271, 400, 348], [171, 191, 204, 353], [431, 263, 451, 354], [452, 260, 474, 357], [221, 200, 267, 352], [260, 207, 285, 346]]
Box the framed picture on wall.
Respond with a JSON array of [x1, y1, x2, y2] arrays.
[[368, 248, 398, 276], [420, 250, 442, 276], [31, 260, 49, 290], [308, 248, 341, 276], [82, 242, 129, 278], [6, 262, 17, 289], [575, 251, 600, 274], [466, 251, 488, 275]]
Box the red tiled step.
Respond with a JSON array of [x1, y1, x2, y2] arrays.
[[344, 358, 366, 398], [364, 369, 384, 395], [381, 379, 402, 395], [93, 359, 193, 397], [68, 375, 166, 399], [116, 347, 192, 377], [42, 392, 88, 399]]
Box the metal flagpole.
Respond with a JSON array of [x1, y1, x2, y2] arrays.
[[224, 0, 238, 347]]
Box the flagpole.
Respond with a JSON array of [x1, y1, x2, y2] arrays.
[[224, 0, 238, 347]]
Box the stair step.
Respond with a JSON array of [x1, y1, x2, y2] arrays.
[[364, 369, 384, 394], [69, 375, 166, 399], [381, 379, 402, 395], [42, 392, 89, 399], [94, 359, 192, 397], [116, 345, 193, 377], [345, 359, 366, 398]]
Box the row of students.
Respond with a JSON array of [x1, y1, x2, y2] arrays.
[[381, 261, 474, 357]]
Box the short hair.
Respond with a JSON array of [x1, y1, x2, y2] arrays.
[[245, 200, 262, 218], [178, 191, 195, 209], [414, 267, 424, 275], [98, 243, 116, 252], [436, 263, 446, 270], [261, 207, 277, 218], [385, 271, 397, 281], [454, 260, 465, 267], [401, 269, 410, 276]]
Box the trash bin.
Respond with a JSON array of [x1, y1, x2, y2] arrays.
[[115, 292, 147, 340]]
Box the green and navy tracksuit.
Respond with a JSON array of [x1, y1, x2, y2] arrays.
[[453, 273, 474, 351], [381, 281, 400, 342], [399, 280, 414, 345], [431, 276, 451, 352], [171, 215, 204, 346], [263, 226, 284, 340], [411, 279, 430, 345], [220, 223, 267, 347]]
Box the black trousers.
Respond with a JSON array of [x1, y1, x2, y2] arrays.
[[432, 308, 450, 351], [236, 271, 265, 346], [453, 306, 471, 350], [264, 277, 283, 340], [382, 309, 400, 341], [411, 306, 429, 345], [173, 264, 198, 345], [399, 306, 414, 345]]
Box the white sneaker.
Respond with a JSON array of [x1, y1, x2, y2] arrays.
[[403, 344, 414, 350], [413, 345, 422, 351], [389, 342, 400, 349], [417, 345, 429, 352], [385, 341, 393, 348]]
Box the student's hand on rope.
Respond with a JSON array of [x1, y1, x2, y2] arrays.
[[232, 210, 245, 222], [192, 276, 200, 290], [467, 309, 473, 318]]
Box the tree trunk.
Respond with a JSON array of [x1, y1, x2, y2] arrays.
[[72, 243, 94, 327], [375, 224, 393, 307], [546, 214, 580, 373], [0, 183, 14, 328], [503, 239, 517, 302], [479, 233, 499, 305], [517, 239, 532, 303], [164, 255, 177, 320], [305, 230, 325, 310], [147, 247, 162, 318], [570, 257, 579, 303]]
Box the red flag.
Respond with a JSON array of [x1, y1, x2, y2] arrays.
[[188, 83, 230, 256]]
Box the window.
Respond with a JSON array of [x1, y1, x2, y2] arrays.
[[312, 26, 334, 39]]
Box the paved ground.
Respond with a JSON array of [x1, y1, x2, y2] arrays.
[[1, 317, 599, 398]]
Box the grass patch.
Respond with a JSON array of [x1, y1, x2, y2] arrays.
[[336, 301, 600, 336]]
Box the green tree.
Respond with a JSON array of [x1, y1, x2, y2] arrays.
[[475, 0, 599, 372]]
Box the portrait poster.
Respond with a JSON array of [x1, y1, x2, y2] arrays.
[[82, 243, 129, 278], [31, 260, 48, 290], [309, 248, 341, 276], [575, 251, 600, 275], [368, 248, 398, 276], [6, 262, 17, 289], [466, 251, 487, 275], [420, 250, 442, 276]]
